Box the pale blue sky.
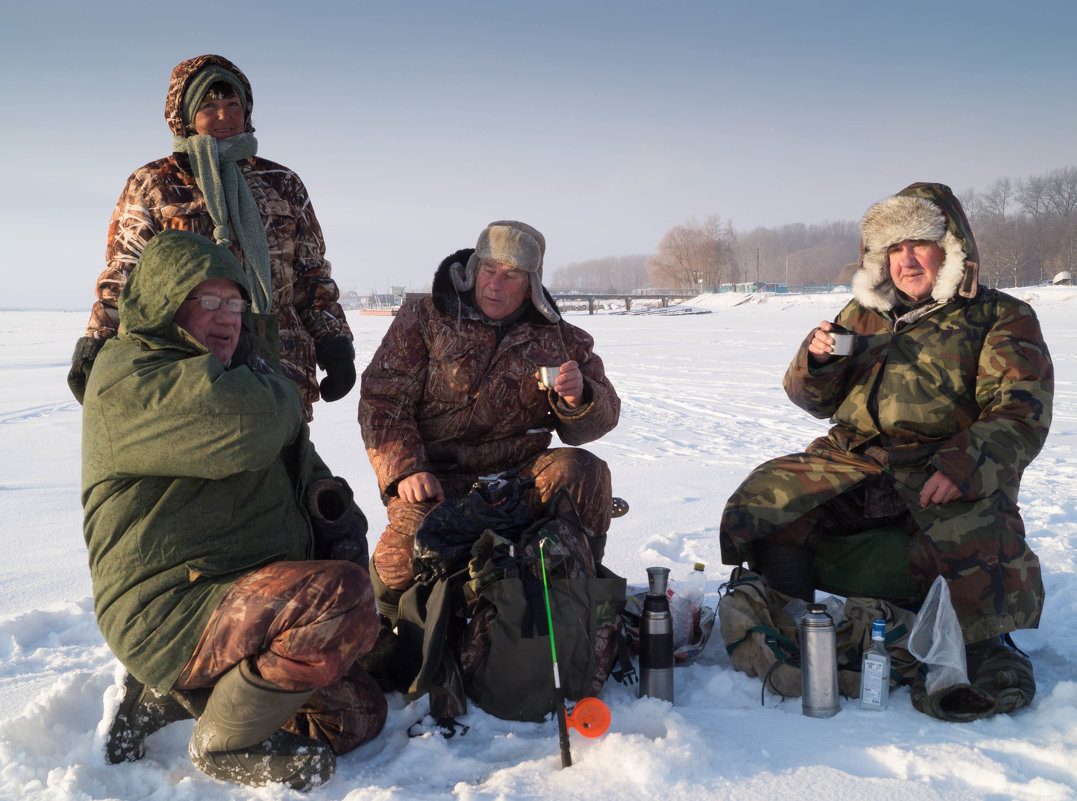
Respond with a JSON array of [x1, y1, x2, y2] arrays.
[[3, 0, 1075, 307]]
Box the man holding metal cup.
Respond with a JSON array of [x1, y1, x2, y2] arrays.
[[358, 220, 621, 618]]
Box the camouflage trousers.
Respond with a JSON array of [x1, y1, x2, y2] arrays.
[[174, 560, 387, 755], [719, 439, 1044, 644], [373, 447, 612, 591]]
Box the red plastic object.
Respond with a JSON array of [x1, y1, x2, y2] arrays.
[[565, 697, 611, 738]]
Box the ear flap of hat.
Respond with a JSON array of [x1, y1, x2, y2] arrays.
[[854, 191, 973, 309], [451, 253, 478, 293]]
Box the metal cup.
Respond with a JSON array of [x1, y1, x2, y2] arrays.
[[538, 365, 560, 390], [829, 333, 855, 356], [827, 324, 855, 356]]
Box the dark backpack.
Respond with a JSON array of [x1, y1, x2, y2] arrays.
[[458, 489, 627, 721], [397, 480, 626, 724]]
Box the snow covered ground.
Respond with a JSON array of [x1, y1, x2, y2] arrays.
[[2, 286, 1075, 801]]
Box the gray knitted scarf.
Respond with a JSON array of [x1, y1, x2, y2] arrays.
[[171, 132, 272, 314]]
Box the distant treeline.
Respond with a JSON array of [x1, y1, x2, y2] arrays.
[[549, 167, 1077, 292]]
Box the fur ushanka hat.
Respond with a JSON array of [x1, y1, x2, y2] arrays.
[[450, 220, 560, 322], [853, 182, 980, 312]]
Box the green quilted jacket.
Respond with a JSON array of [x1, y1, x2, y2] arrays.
[[82, 230, 325, 690]]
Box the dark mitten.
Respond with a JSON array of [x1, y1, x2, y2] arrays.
[[316, 337, 356, 402], [308, 477, 369, 565], [68, 336, 104, 404]]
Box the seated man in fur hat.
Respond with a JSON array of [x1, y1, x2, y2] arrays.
[[719, 182, 1053, 719], [358, 220, 621, 618]]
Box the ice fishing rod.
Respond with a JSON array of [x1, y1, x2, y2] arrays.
[[538, 539, 612, 769], [538, 538, 573, 768]]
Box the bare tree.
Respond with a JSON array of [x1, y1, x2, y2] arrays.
[[647, 215, 737, 290]]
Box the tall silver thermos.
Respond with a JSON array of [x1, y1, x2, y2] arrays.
[[799, 603, 839, 717], [638, 566, 675, 703]]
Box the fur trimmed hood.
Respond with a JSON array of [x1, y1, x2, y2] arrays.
[[852, 182, 980, 312]]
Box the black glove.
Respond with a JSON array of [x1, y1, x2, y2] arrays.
[[68, 336, 105, 404], [315, 336, 356, 402], [307, 476, 369, 566]]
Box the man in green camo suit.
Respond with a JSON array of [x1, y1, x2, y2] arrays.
[[720, 182, 1053, 718]]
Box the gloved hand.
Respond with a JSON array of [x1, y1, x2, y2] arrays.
[[315, 336, 356, 402], [68, 336, 105, 404]]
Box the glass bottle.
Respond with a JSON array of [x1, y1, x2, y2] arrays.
[[859, 619, 890, 711]]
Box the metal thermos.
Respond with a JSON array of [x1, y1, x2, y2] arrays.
[[638, 566, 675, 703], [799, 603, 839, 718]]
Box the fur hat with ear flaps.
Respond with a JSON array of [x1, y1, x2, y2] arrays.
[[450, 220, 560, 322], [853, 182, 980, 312]]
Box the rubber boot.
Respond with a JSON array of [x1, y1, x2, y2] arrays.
[[105, 671, 209, 764], [369, 558, 404, 625], [752, 541, 815, 602], [355, 615, 407, 693], [970, 638, 1036, 714], [189, 659, 334, 791]]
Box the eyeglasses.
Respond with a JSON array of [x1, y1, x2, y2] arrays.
[[184, 295, 250, 314]]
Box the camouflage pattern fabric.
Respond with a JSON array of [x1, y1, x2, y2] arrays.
[[373, 447, 612, 591], [175, 560, 386, 755], [83, 54, 351, 420], [718, 568, 920, 700], [361, 247, 619, 590], [721, 183, 1052, 645]]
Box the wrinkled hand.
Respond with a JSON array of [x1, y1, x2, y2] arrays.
[[920, 471, 962, 507], [807, 320, 840, 363], [537, 360, 585, 408], [398, 472, 445, 504]]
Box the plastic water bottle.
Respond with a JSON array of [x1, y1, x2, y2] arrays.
[[859, 619, 890, 711], [799, 603, 840, 718], [681, 562, 706, 643]]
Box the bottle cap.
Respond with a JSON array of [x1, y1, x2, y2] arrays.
[[693, 562, 705, 571], [871, 619, 886, 639]]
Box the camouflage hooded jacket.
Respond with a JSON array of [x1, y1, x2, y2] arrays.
[[725, 183, 1053, 642], [83, 54, 351, 416], [82, 230, 328, 691], [359, 248, 620, 499]]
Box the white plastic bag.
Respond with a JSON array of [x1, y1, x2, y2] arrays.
[[908, 576, 968, 693]]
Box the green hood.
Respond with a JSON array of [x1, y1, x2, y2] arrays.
[[118, 228, 251, 345]]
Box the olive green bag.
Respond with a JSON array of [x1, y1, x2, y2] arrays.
[[458, 491, 627, 722]]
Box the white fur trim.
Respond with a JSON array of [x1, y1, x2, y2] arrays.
[[853, 195, 968, 310]]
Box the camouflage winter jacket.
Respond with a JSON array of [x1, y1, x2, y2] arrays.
[[359, 248, 620, 499], [785, 183, 1053, 503], [82, 54, 351, 417], [82, 231, 327, 692], [781, 183, 1053, 639]]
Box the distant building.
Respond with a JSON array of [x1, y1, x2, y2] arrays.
[[732, 281, 789, 294]]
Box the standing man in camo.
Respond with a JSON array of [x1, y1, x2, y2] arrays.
[[68, 54, 355, 420], [720, 182, 1053, 718]]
